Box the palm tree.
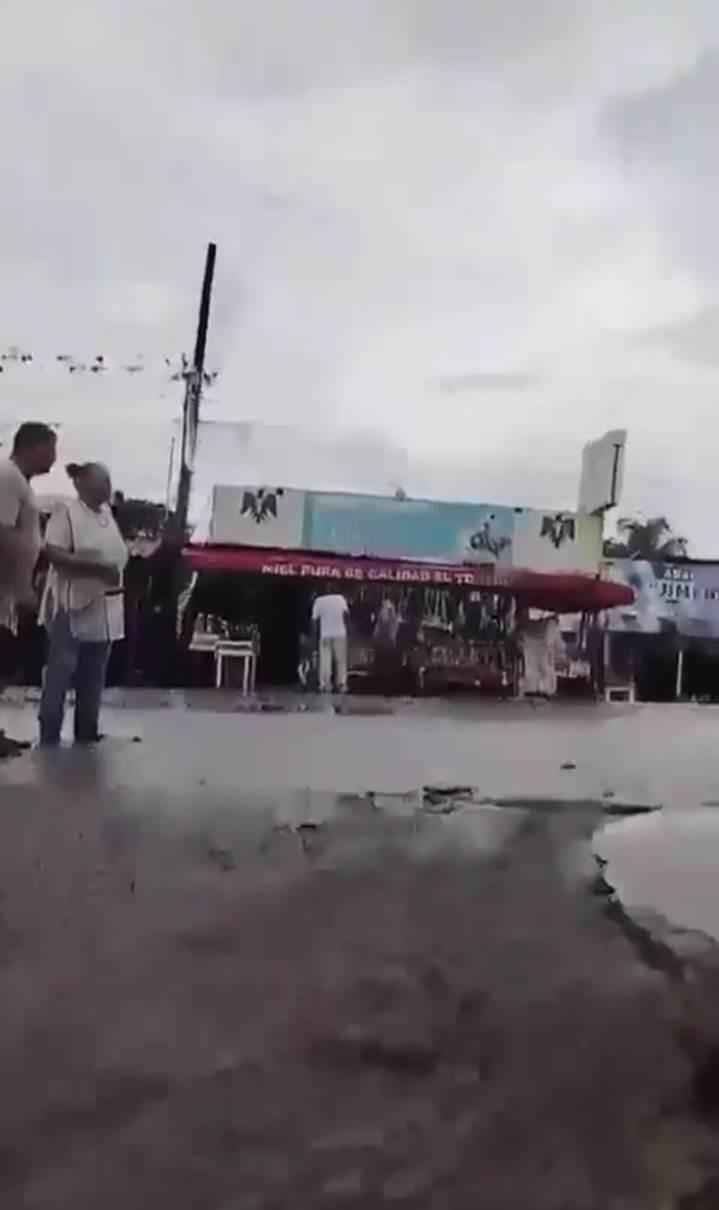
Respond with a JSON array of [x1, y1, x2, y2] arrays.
[[603, 516, 688, 560]]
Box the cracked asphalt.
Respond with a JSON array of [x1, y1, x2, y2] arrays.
[[2, 698, 719, 1207]]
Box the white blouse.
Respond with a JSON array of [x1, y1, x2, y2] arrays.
[[40, 500, 128, 642]]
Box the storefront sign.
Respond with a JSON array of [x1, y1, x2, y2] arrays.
[[303, 494, 516, 566], [512, 510, 602, 574], [184, 544, 632, 610], [605, 560, 719, 637], [189, 543, 498, 587], [261, 561, 489, 586], [210, 485, 305, 547], [209, 485, 602, 574]]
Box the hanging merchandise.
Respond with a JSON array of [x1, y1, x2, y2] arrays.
[[454, 597, 466, 634], [423, 588, 451, 631]]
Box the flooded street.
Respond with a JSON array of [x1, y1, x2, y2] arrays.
[[3, 698, 719, 1206], [596, 809, 719, 947]]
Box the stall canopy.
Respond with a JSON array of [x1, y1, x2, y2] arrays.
[[184, 545, 633, 613]]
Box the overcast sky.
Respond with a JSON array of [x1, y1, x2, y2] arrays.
[[1, 1, 718, 549]]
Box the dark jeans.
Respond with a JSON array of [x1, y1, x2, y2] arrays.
[[39, 612, 110, 747]]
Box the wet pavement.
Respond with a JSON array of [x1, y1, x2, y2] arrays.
[[3, 698, 719, 1206], [5, 694, 719, 806], [595, 809, 719, 962]]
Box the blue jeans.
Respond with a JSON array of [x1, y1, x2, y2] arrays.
[[39, 612, 110, 747]]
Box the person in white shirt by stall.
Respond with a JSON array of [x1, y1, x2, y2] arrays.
[[39, 462, 128, 747], [311, 584, 349, 693]]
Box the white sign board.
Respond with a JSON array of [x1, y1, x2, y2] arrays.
[[209, 484, 306, 548], [578, 430, 626, 515], [512, 510, 603, 574]]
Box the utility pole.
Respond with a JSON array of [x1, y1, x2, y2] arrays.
[[164, 243, 216, 687], [174, 241, 217, 541]]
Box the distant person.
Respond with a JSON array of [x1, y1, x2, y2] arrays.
[[374, 596, 399, 645], [38, 462, 128, 747], [0, 423, 57, 704], [312, 584, 349, 693], [139, 525, 181, 687], [586, 613, 606, 700], [373, 595, 401, 692]]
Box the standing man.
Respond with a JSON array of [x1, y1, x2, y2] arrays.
[[0, 424, 57, 740], [312, 583, 349, 694]]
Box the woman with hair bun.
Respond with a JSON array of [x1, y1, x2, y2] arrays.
[[39, 461, 127, 746]]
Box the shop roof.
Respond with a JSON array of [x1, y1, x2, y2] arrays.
[[184, 544, 633, 613]]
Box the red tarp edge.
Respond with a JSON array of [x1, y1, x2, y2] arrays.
[[183, 544, 633, 612]]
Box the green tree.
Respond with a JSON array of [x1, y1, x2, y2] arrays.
[[603, 516, 688, 560], [111, 493, 167, 541]]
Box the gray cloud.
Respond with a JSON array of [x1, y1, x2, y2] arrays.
[[437, 370, 543, 394], [1, 0, 718, 550], [627, 305, 719, 368], [606, 49, 719, 169], [603, 46, 719, 279], [126, 0, 580, 100]]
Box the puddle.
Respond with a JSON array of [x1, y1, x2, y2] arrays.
[[595, 809, 719, 943]]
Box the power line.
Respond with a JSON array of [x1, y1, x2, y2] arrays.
[[0, 348, 219, 383]]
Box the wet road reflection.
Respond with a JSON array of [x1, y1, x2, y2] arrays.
[[3, 707, 719, 1204], [596, 808, 719, 943]]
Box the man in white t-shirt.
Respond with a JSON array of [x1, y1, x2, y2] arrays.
[[0, 423, 57, 686], [311, 585, 349, 693]]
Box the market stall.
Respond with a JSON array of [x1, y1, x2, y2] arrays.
[[181, 544, 633, 696]]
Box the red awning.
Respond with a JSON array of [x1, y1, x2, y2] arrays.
[[508, 573, 633, 613], [183, 545, 633, 612]]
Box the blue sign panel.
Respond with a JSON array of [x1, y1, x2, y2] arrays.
[[304, 492, 516, 564], [607, 560, 719, 637]]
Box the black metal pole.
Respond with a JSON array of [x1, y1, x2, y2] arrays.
[[192, 242, 216, 390], [166, 243, 217, 686], [175, 241, 217, 542]]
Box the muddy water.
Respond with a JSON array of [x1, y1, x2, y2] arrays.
[[596, 809, 719, 943]]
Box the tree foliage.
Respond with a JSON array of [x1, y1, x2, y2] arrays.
[[111, 493, 167, 541], [603, 516, 688, 560]]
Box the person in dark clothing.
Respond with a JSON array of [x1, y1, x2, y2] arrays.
[[140, 540, 181, 686], [586, 614, 606, 700]]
